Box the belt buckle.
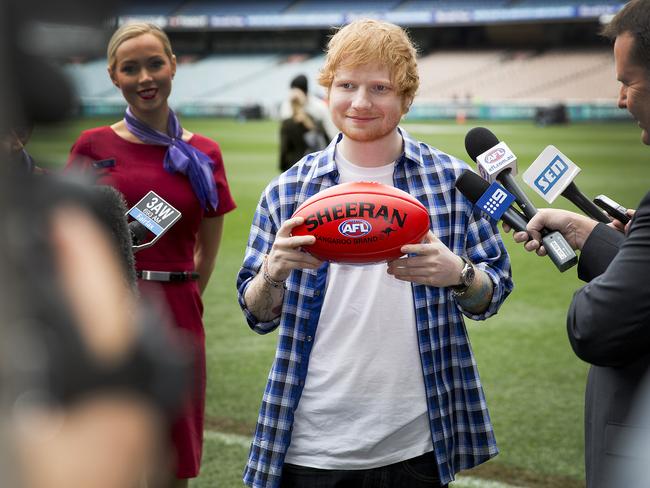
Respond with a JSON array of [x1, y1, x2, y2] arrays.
[[139, 270, 171, 281], [137, 270, 199, 282]]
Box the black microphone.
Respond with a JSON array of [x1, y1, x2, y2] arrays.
[[89, 185, 137, 287], [91, 186, 159, 251], [89, 185, 159, 251], [455, 170, 529, 232], [129, 220, 151, 248], [455, 170, 577, 272], [563, 182, 611, 223], [465, 127, 539, 219]]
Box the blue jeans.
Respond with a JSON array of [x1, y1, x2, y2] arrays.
[[280, 451, 447, 488]]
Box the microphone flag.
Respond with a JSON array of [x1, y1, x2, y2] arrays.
[[522, 145, 581, 203], [127, 191, 181, 251], [475, 182, 517, 221]]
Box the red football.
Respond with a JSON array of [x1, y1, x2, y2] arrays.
[[291, 181, 430, 263]]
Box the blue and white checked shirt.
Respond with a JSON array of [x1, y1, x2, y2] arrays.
[[237, 128, 513, 488]]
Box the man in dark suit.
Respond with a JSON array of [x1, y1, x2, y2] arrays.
[[508, 1, 650, 486]]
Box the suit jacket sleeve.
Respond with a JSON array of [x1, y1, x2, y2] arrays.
[[567, 191, 650, 367], [577, 223, 625, 282]]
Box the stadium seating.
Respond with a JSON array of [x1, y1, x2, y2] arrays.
[[416, 49, 617, 103], [397, 0, 511, 10], [64, 59, 116, 99], [289, 0, 402, 13], [65, 46, 618, 117], [516, 0, 620, 5], [117, 0, 623, 17], [196, 54, 327, 116], [69, 1, 623, 118], [176, 1, 294, 16], [119, 1, 186, 16], [169, 54, 283, 106]]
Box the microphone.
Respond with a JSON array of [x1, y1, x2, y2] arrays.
[[465, 127, 543, 220], [455, 170, 529, 232], [521, 145, 611, 223], [89, 185, 137, 287], [126, 190, 182, 252], [455, 170, 577, 272]]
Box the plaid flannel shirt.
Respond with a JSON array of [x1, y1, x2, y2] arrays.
[[237, 128, 513, 488]]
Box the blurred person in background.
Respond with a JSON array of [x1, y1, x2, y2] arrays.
[[238, 19, 512, 488], [63, 22, 236, 488], [280, 73, 337, 141], [278, 87, 327, 172], [505, 1, 650, 486]]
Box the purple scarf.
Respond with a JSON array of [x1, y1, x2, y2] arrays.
[[124, 107, 218, 211]]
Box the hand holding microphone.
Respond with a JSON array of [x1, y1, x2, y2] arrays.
[[455, 170, 577, 272], [509, 208, 598, 256], [464, 127, 577, 271]]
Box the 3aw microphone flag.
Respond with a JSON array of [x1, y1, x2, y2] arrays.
[[127, 191, 181, 251]]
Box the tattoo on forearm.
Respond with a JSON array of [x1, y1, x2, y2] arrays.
[[245, 274, 285, 322], [457, 271, 494, 314]]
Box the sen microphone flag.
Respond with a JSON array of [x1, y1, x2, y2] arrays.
[[522, 145, 581, 203]]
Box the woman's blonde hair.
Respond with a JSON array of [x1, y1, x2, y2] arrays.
[[318, 19, 419, 112], [107, 22, 174, 71], [288, 88, 315, 130]]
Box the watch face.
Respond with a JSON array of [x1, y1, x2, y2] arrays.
[[462, 262, 475, 287]]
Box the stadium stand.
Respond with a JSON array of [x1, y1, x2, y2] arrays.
[[118, 0, 186, 16], [64, 59, 115, 100], [191, 54, 327, 117], [175, 1, 293, 15], [398, 0, 512, 9], [66, 47, 617, 117], [289, 0, 402, 13], [170, 54, 283, 106], [65, 0, 626, 121], [417, 49, 617, 103], [516, 0, 620, 5]]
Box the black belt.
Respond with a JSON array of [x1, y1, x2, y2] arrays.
[[136, 270, 200, 282]]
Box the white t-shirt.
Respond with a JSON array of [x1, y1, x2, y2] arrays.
[[284, 149, 433, 469]]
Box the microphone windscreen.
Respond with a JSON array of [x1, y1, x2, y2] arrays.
[[465, 127, 499, 162], [129, 220, 150, 247], [455, 169, 490, 203], [89, 185, 137, 289]]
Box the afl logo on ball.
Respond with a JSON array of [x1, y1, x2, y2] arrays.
[[338, 219, 371, 238]]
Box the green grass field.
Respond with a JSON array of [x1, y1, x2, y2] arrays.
[[28, 117, 648, 487]]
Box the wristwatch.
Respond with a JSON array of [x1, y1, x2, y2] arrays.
[[451, 256, 475, 297]]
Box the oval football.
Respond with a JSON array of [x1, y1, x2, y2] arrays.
[[291, 181, 430, 263]]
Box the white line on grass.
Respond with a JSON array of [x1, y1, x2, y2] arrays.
[[452, 476, 523, 488], [204, 430, 523, 488]]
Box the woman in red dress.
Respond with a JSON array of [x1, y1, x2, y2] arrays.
[[65, 22, 236, 487]]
